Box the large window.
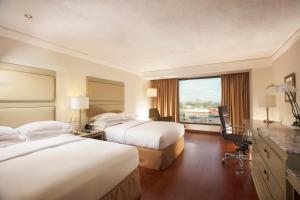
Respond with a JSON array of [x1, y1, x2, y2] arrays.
[[179, 77, 221, 125]]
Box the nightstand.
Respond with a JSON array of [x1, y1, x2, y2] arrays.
[[73, 129, 105, 140]]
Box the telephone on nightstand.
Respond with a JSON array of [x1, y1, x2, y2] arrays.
[[84, 123, 93, 130]]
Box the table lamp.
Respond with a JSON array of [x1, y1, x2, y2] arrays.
[[147, 88, 157, 118], [259, 95, 276, 124], [147, 88, 157, 98], [71, 96, 89, 130]]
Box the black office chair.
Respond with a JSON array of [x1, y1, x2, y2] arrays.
[[218, 106, 252, 170], [149, 108, 173, 122]]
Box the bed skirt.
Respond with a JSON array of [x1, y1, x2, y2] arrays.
[[100, 168, 141, 200], [137, 137, 184, 170]]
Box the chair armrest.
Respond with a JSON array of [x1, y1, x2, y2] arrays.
[[226, 125, 245, 133], [150, 117, 159, 121], [226, 125, 249, 142], [232, 126, 245, 132], [159, 116, 173, 122]]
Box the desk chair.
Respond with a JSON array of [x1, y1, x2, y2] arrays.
[[218, 106, 252, 170], [149, 108, 173, 122]]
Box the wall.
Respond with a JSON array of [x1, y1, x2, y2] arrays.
[[0, 36, 150, 124], [2, 32, 299, 128], [251, 67, 275, 121], [272, 38, 300, 125], [250, 37, 300, 126], [184, 124, 220, 132]]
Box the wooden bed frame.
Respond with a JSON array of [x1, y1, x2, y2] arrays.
[[137, 137, 184, 170], [86, 76, 184, 170]]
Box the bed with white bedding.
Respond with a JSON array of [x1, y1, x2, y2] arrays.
[[0, 134, 140, 200], [0, 65, 140, 199], [91, 113, 185, 170], [104, 120, 184, 150]]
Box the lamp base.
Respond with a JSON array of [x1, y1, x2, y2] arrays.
[[292, 120, 300, 127], [263, 120, 274, 124]]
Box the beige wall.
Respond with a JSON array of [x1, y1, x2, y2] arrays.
[[1, 32, 299, 129], [184, 124, 220, 132], [271, 39, 300, 125], [251, 67, 275, 121], [0, 36, 151, 124], [251, 38, 300, 126]]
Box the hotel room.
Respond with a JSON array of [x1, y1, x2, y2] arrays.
[[0, 1, 300, 200]]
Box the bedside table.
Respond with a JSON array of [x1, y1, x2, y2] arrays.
[[73, 130, 105, 140]]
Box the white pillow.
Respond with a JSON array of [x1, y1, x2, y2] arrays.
[[0, 126, 19, 136], [0, 134, 27, 147], [17, 121, 72, 140], [91, 119, 126, 130], [90, 113, 121, 121], [0, 126, 27, 147], [119, 112, 137, 120]]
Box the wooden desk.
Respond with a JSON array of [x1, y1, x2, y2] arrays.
[[247, 120, 300, 200], [287, 169, 300, 200]]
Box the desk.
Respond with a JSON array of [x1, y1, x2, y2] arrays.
[[287, 169, 300, 200], [247, 120, 300, 200]]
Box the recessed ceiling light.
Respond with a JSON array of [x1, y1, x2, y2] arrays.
[[24, 14, 32, 19]]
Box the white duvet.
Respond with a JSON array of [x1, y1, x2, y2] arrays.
[[104, 120, 185, 150], [0, 134, 139, 200]]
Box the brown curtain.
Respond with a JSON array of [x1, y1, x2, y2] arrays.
[[151, 79, 179, 122], [221, 72, 250, 129]]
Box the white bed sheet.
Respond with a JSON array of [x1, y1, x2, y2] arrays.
[[104, 120, 185, 150], [0, 134, 139, 200]]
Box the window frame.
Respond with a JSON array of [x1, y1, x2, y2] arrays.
[[178, 76, 221, 126]]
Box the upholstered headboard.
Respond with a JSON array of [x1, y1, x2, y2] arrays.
[[0, 62, 56, 127], [86, 76, 124, 118]]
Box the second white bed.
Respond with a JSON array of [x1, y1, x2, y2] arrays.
[[104, 120, 185, 150]]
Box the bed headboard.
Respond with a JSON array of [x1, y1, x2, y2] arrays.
[[0, 62, 56, 127], [86, 76, 124, 118]]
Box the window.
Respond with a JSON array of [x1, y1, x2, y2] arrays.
[[179, 77, 221, 125]]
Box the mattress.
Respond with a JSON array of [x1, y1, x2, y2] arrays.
[[104, 120, 185, 150], [0, 134, 139, 200]]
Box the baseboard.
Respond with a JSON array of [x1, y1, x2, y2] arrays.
[[186, 129, 220, 135]]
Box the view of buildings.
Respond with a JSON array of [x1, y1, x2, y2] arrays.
[[179, 78, 221, 125], [179, 100, 220, 124]]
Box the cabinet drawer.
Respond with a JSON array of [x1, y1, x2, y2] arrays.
[[257, 153, 284, 200], [252, 167, 273, 200], [256, 132, 285, 189], [252, 152, 273, 200]]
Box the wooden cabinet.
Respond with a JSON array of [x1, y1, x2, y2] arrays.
[[286, 169, 300, 200], [249, 121, 300, 200], [252, 130, 284, 200]]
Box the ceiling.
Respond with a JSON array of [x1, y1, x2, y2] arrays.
[[0, 0, 300, 74]]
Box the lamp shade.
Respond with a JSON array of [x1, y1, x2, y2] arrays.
[[259, 95, 276, 108], [70, 96, 89, 110], [146, 88, 157, 97]]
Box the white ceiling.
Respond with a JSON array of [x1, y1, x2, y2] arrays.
[[0, 0, 300, 74]]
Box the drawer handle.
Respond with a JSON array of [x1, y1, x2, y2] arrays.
[[263, 169, 269, 180], [264, 148, 270, 158]]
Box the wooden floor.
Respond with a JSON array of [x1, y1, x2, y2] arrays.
[[139, 132, 258, 200]]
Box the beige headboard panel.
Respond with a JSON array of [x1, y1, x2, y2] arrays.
[[86, 76, 124, 118], [0, 62, 56, 127]]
